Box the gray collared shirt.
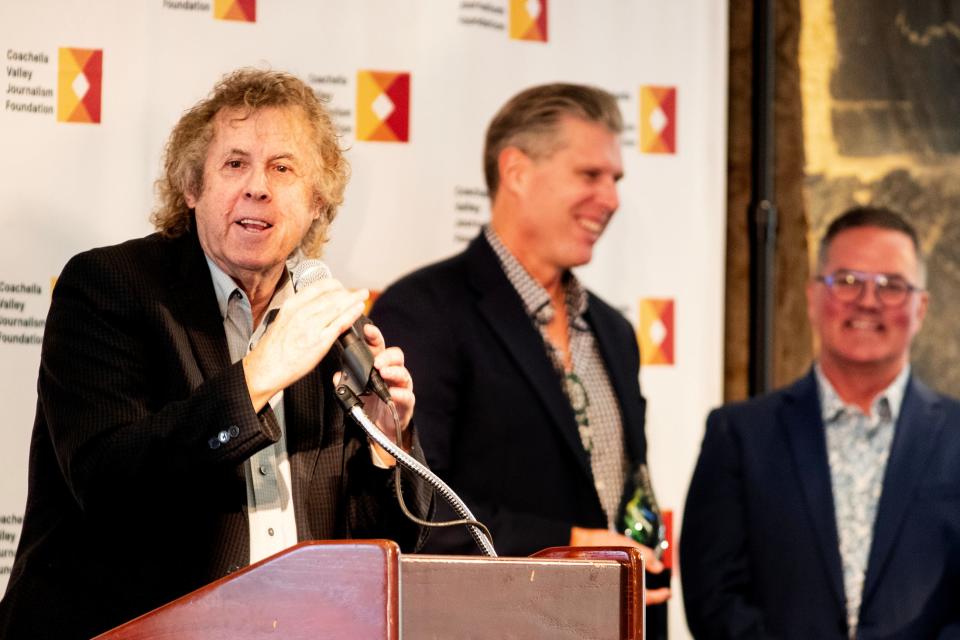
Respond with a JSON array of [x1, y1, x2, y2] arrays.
[[484, 226, 629, 529], [815, 363, 909, 639], [206, 256, 299, 564]]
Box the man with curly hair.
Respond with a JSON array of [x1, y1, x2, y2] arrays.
[[0, 68, 432, 639]]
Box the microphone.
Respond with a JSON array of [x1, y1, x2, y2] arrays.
[[291, 260, 391, 404], [292, 260, 498, 558]]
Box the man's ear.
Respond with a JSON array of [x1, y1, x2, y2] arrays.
[[497, 146, 532, 197], [184, 190, 198, 208]]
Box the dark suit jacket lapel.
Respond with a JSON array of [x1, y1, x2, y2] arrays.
[[286, 363, 338, 539], [464, 235, 594, 483], [167, 231, 232, 381], [861, 376, 944, 606], [586, 296, 645, 464], [286, 366, 324, 473], [782, 371, 846, 607]]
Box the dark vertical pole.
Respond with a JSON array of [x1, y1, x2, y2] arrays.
[[748, 0, 777, 396]]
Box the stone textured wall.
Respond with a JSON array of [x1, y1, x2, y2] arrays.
[[801, 0, 960, 396], [725, 0, 960, 400]]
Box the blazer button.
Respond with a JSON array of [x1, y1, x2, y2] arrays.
[[208, 437, 221, 450], [229, 425, 240, 437], [218, 430, 230, 443]]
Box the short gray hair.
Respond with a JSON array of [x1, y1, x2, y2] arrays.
[[818, 206, 926, 285]]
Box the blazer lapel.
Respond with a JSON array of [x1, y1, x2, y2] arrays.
[[167, 231, 231, 382], [285, 365, 325, 460], [465, 236, 594, 483], [860, 376, 944, 606], [782, 372, 846, 608], [286, 360, 341, 540]]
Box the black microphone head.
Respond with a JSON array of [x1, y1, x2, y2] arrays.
[[290, 258, 391, 404], [292, 259, 332, 292]]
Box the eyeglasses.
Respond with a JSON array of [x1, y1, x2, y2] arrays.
[[816, 269, 923, 306]]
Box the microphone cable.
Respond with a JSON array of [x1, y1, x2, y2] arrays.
[[290, 259, 496, 557], [335, 383, 498, 558]]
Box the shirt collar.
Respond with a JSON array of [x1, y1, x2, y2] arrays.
[[206, 256, 243, 319], [814, 362, 911, 424], [204, 255, 295, 321], [483, 225, 588, 327]]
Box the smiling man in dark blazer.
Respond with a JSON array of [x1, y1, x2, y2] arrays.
[[0, 68, 431, 640], [371, 84, 670, 614], [681, 207, 960, 639]]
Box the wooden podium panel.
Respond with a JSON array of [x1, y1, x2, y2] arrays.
[[532, 546, 645, 639], [400, 554, 627, 638], [95, 540, 400, 640]]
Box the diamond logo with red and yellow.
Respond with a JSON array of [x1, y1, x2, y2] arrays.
[[638, 298, 675, 366], [510, 0, 548, 42], [57, 48, 102, 124], [356, 70, 410, 143], [214, 0, 256, 22], [639, 86, 676, 154]]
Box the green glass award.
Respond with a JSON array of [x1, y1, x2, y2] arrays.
[[621, 463, 668, 557]]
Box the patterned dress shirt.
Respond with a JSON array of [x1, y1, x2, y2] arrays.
[[815, 363, 909, 638]]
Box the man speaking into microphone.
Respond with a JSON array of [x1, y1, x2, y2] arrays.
[[0, 68, 432, 640]]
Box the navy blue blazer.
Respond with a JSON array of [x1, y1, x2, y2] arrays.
[[371, 233, 648, 556], [681, 370, 960, 639]]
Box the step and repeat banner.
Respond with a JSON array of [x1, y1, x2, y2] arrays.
[[1, 2, 727, 634]]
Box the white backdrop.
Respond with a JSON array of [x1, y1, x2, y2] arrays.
[[0, 2, 727, 636]]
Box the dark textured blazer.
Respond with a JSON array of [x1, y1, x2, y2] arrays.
[[0, 229, 432, 640], [681, 370, 960, 639], [370, 233, 648, 556]]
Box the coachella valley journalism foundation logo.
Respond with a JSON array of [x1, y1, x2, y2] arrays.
[[214, 0, 256, 21], [356, 71, 410, 142], [638, 298, 675, 366], [510, 0, 548, 41], [639, 86, 676, 154], [57, 48, 102, 124]]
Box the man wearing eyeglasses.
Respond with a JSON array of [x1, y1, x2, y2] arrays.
[[681, 206, 960, 639]]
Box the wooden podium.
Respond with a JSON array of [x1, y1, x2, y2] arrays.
[[95, 540, 644, 639]]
